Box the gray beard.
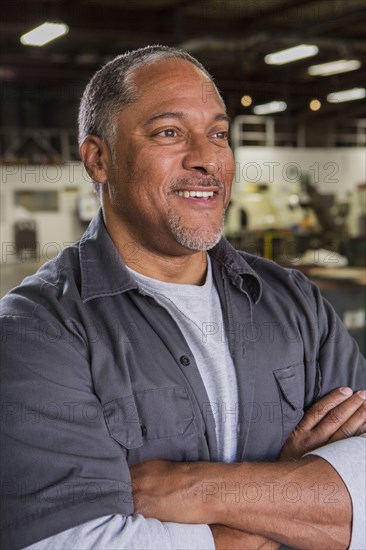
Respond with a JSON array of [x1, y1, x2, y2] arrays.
[[167, 207, 225, 251]]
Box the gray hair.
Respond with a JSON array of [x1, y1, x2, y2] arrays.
[[78, 44, 222, 150]]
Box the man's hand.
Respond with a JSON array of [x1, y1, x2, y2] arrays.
[[279, 387, 366, 461]]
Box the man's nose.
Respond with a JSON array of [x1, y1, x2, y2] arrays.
[[182, 135, 218, 175]]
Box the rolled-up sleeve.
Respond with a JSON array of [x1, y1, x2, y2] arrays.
[[307, 435, 366, 550]]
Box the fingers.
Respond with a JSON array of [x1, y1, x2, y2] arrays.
[[296, 387, 354, 431], [327, 395, 366, 443], [279, 388, 366, 461], [311, 390, 366, 442]]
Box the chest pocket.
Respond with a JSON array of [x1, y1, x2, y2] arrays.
[[103, 386, 198, 464], [273, 364, 305, 445]]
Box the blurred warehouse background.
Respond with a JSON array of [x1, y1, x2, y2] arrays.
[[0, 0, 365, 353]]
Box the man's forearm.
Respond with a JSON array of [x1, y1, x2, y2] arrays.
[[181, 456, 352, 549], [133, 456, 352, 549]]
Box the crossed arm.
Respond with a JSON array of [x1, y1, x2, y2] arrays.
[[131, 388, 366, 550]]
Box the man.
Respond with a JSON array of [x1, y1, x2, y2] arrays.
[[0, 45, 365, 550]]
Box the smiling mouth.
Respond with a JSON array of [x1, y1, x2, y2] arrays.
[[175, 190, 216, 199]]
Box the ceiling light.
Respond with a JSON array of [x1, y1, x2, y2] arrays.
[[253, 101, 287, 115], [308, 59, 361, 76], [20, 22, 69, 47], [265, 44, 319, 65], [327, 88, 366, 103], [241, 95, 252, 107], [309, 99, 321, 111]]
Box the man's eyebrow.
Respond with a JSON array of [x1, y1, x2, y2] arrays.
[[143, 112, 185, 126], [215, 113, 231, 124], [142, 111, 231, 126]]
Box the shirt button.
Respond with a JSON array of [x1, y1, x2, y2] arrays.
[[179, 355, 190, 366]]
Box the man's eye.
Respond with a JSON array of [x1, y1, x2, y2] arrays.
[[157, 129, 178, 137], [213, 131, 229, 140]]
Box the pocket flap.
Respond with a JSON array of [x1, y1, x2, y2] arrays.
[[103, 396, 143, 449], [274, 364, 304, 411]]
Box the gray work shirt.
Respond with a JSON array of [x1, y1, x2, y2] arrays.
[[1, 209, 365, 549]]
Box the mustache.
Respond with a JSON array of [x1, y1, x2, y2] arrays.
[[170, 176, 224, 191]]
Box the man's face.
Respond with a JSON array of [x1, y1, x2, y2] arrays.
[[104, 59, 235, 255]]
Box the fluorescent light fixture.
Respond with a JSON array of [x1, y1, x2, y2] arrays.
[[327, 88, 366, 103], [308, 59, 361, 76], [253, 101, 287, 115], [20, 22, 69, 46], [265, 44, 318, 65]]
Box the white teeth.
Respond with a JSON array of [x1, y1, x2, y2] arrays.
[[176, 190, 215, 199]]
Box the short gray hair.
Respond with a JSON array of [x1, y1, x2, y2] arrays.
[[78, 44, 222, 149]]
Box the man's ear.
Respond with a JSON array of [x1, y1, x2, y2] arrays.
[[80, 136, 111, 185]]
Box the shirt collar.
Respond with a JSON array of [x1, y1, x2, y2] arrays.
[[79, 209, 262, 304], [79, 209, 138, 302], [209, 237, 262, 304]]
